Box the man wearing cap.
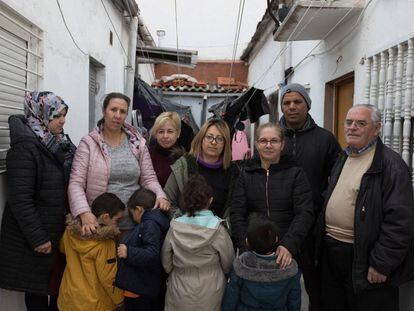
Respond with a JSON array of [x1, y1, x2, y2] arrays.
[[279, 83, 341, 311], [316, 104, 414, 311]]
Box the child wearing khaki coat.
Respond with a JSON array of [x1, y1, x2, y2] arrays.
[[162, 175, 234, 311]]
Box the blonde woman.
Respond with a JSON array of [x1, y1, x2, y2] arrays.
[[164, 119, 239, 219], [149, 112, 184, 187]]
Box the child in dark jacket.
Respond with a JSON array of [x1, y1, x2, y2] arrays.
[[222, 215, 301, 311], [115, 188, 170, 311]]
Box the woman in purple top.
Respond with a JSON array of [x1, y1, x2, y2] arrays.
[[164, 119, 239, 221]]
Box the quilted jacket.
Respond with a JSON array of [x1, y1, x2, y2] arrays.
[[0, 115, 71, 294], [68, 124, 166, 218]]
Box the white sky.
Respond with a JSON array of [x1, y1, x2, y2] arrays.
[[137, 0, 268, 60]]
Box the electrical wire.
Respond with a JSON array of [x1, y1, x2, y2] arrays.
[[278, 6, 357, 85], [311, 0, 375, 57], [174, 0, 183, 108], [135, 15, 157, 82], [55, 0, 88, 56], [245, 1, 360, 111], [250, 2, 323, 88], [238, 2, 317, 111], [227, 0, 246, 97], [137, 42, 156, 82], [260, 4, 360, 94], [100, 0, 132, 68]]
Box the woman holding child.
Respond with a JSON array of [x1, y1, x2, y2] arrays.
[[164, 118, 238, 219], [230, 123, 315, 268], [68, 92, 170, 235]]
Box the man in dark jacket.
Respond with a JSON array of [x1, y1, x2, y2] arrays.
[[279, 83, 341, 311], [317, 104, 414, 311]]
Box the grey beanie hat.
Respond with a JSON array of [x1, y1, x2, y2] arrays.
[[280, 83, 312, 110]]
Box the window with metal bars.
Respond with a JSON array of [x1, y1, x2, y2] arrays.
[[0, 5, 42, 172]]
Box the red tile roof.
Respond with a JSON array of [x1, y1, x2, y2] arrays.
[[152, 74, 248, 94]]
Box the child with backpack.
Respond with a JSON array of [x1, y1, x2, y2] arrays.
[[222, 214, 301, 311], [115, 188, 170, 311], [162, 174, 235, 311], [58, 193, 125, 311]]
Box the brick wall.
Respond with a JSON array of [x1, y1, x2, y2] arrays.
[[154, 60, 248, 84]]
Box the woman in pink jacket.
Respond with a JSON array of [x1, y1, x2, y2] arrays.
[[68, 92, 170, 236]]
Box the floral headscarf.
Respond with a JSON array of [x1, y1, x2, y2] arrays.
[[24, 91, 69, 145], [24, 91, 76, 183]]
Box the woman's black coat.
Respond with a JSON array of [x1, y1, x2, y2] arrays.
[[0, 115, 70, 295], [230, 156, 316, 256]]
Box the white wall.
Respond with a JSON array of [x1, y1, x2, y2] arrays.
[[138, 63, 155, 85], [0, 0, 135, 308], [2, 0, 131, 144]]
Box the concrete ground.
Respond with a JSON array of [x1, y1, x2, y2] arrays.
[[301, 275, 309, 311]]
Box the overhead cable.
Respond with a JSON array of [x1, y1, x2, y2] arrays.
[[227, 0, 246, 97], [55, 0, 88, 56], [100, 0, 132, 68]]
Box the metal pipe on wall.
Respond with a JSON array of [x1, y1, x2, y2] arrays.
[[125, 15, 138, 119], [201, 94, 208, 125]]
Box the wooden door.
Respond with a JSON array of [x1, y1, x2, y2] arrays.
[[335, 80, 354, 148]]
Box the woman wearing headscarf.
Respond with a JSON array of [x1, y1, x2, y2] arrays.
[[0, 91, 76, 310]]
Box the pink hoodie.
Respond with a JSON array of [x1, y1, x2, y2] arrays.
[[68, 123, 166, 218]]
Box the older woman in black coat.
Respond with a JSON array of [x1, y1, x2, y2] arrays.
[[0, 92, 76, 310], [230, 123, 315, 268]]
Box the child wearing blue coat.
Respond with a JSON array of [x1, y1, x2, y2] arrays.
[[115, 188, 170, 311], [222, 215, 301, 311]]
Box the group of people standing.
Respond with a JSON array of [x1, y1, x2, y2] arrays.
[[0, 82, 413, 311]]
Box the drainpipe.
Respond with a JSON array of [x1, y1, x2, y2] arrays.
[[125, 15, 138, 118], [201, 94, 208, 125]]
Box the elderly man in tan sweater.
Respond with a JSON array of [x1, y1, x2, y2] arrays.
[[316, 104, 414, 311]]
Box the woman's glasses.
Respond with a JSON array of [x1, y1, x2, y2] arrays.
[[204, 134, 224, 144], [257, 139, 282, 146]]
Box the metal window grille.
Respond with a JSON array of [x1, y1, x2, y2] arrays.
[[0, 7, 42, 172]]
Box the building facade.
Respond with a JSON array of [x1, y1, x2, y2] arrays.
[[242, 0, 414, 308], [0, 0, 142, 308]]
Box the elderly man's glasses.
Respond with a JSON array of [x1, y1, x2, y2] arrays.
[[344, 119, 378, 129], [204, 134, 224, 144], [257, 139, 282, 146]]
